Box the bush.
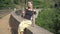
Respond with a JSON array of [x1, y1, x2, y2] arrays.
[[33, 0, 52, 8], [36, 8, 60, 33], [0, 0, 16, 9]]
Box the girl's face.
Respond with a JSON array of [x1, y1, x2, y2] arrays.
[[27, 2, 33, 8]]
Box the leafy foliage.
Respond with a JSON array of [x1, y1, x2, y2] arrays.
[[36, 8, 60, 34]]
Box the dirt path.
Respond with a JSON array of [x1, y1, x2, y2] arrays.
[[0, 14, 11, 34]]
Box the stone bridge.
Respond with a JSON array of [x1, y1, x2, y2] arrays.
[[0, 9, 53, 34], [9, 9, 53, 34]]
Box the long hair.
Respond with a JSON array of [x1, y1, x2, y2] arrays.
[[27, 1, 33, 9]]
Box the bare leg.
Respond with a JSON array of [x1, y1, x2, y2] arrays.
[[20, 31, 24, 34]]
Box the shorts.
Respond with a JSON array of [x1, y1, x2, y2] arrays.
[[18, 19, 32, 34]]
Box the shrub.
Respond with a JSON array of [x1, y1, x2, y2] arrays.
[[36, 8, 60, 33]]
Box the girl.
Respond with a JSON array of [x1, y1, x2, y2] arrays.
[[18, 1, 36, 34]]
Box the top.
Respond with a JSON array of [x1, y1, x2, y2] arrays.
[[23, 9, 36, 20]]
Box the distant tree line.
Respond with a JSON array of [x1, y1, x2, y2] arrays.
[[0, 0, 22, 9], [0, 0, 60, 9]]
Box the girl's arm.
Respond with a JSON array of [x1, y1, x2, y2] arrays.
[[32, 14, 36, 27], [22, 8, 25, 17], [32, 10, 37, 27]]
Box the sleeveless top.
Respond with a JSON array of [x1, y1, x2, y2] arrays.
[[23, 9, 36, 20]]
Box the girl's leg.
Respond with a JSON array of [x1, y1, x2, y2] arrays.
[[18, 20, 32, 34], [18, 24, 25, 34], [20, 31, 24, 34]]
